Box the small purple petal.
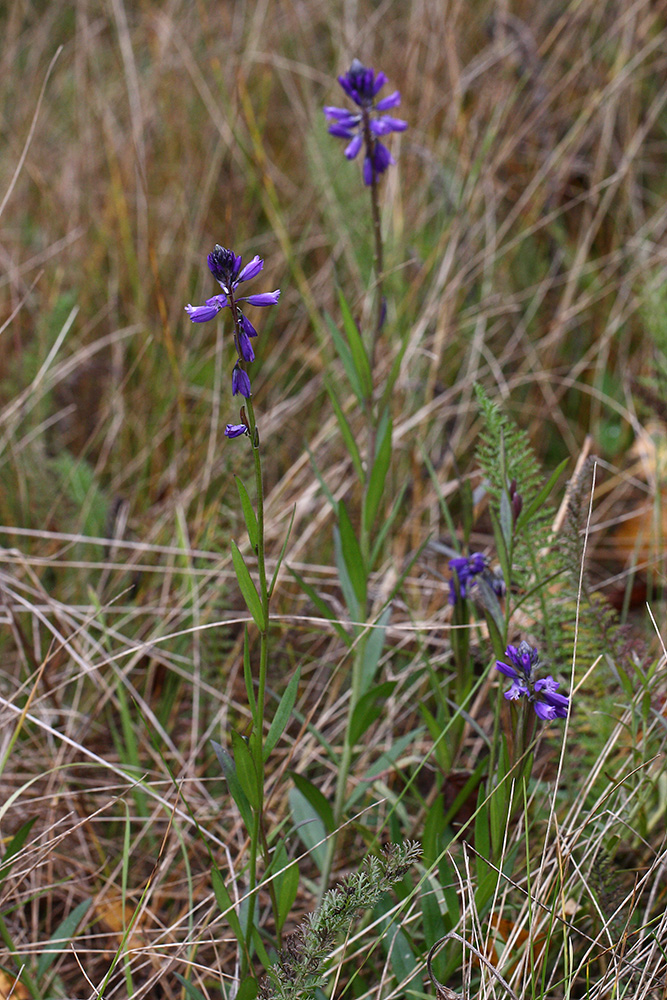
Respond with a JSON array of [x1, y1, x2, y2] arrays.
[[380, 116, 408, 133], [534, 677, 560, 694], [496, 660, 519, 680], [225, 423, 248, 439], [370, 119, 395, 136], [238, 329, 255, 362], [328, 122, 355, 139], [337, 74, 357, 102], [345, 134, 363, 159], [505, 680, 529, 701], [468, 553, 486, 574], [375, 90, 401, 111], [239, 313, 258, 338], [534, 701, 557, 721], [238, 255, 263, 283], [372, 71, 387, 95], [363, 155, 373, 185], [185, 303, 220, 323], [242, 290, 281, 307], [448, 556, 471, 574], [205, 293, 228, 308], [373, 141, 395, 175], [232, 366, 251, 398], [324, 106, 359, 123]]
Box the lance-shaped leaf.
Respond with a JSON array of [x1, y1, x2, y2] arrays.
[[231, 539, 266, 630]]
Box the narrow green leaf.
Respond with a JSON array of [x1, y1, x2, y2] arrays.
[[380, 322, 412, 412], [235, 976, 259, 1000], [363, 409, 392, 535], [271, 841, 299, 933], [231, 539, 266, 631], [174, 974, 208, 1000], [37, 899, 92, 978], [269, 504, 296, 598], [347, 730, 421, 806], [500, 487, 514, 550], [235, 476, 259, 551], [287, 565, 352, 646], [360, 605, 390, 693], [420, 704, 451, 771], [325, 376, 364, 484], [251, 925, 272, 970], [212, 740, 253, 831], [338, 287, 373, 400], [290, 772, 335, 832], [422, 793, 446, 868], [336, 500, 367, 613], [369, 482, 408, 568], [288, 786, 327, 871], [475, 576, 505, 647], [490, 508, 511, 607], [264, 667, 301, 759], [211, 865, 244, 945], [518, 457, 569, 527], [230, 730, 261, 811], [349, 681, 396, 747], [307, 442, 338, 512], [0, 817, 37, 881], [325, 312, 364, 403]]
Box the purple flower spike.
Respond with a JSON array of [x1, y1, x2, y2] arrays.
[[448, 552, 488, 605], [324, 58, 407, 185], [225, 423, 249, 439], [185, 244, 281, 442], [185, 245, 280, 333], [495, 641, 571, 722], [232, 365, 251, 398]]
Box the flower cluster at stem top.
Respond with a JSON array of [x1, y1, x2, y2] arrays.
[[324, 58, 407, 185], [496, 641, 570, 721], [184, 245, 280, 439], [448, 551, 505, 606]]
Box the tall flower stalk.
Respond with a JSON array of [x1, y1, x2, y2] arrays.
[[318, 60, 407, 896], [324, 58, 406, 356], [186, 246, 281, 975]]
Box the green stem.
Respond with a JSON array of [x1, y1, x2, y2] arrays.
[[228, 290, 274, 974], [319, 123, 388, 897]]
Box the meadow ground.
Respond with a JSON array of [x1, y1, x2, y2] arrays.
[[1, 1, 667, 998]]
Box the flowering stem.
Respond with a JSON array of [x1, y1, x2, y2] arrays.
[[229, 298, 273, 973]]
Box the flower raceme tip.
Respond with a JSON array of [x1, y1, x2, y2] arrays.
[[184, 244, 281, 435], [185, 245, 280, 325], [324, 58, 407, 185]]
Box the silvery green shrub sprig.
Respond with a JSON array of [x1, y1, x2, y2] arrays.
[[259, 841, 421, 1000]]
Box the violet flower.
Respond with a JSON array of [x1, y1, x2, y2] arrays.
[[448, 552, 487, 605], [184, 245, 280, 428], [324, 58, 407, 185], [185, 247, 280, 327], [495, 641, 570, 721], [225, 423, 249, 439]]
